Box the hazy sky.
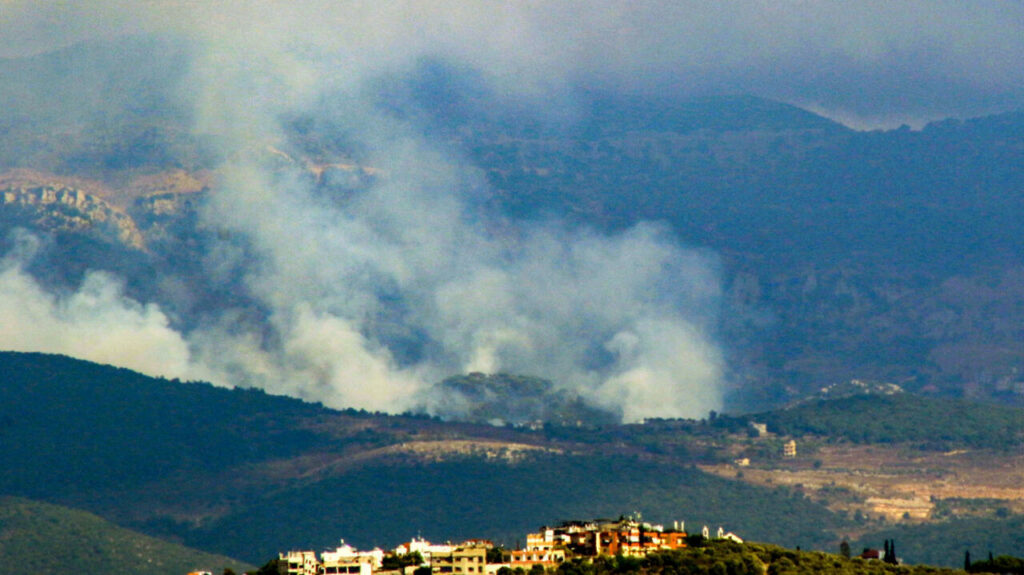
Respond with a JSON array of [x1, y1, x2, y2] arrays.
[[2, 1, 1022, 128]]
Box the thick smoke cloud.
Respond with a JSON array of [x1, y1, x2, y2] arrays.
[[93, 2, 723, 421], [3, 2, 1021, 420], [184, 138, 723, 419], [0, 230, 195, 378]]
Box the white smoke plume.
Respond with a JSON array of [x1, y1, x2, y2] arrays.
[[184, 139, 724, 419], [137, 4, 725, 420], [0, 2, 809, 421], [0, 230, 195, 379], [3, 1, 1020, 420]]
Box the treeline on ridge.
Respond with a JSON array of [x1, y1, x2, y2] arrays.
[[757, 394, 1024, 450]]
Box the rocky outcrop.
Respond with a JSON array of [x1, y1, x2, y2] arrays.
[[0, 185, 145, 250]]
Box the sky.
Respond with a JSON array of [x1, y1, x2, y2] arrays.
[[0, 1, 1022, 422], [1, 1, 1022, 128]]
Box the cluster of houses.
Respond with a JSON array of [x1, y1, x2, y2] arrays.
[[278, 518, 743, 575]]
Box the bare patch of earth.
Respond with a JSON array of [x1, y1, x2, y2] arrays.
[[701, 444, 1024, 528]]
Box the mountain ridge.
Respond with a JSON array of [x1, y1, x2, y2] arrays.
[[3, 351, 1024, 565]]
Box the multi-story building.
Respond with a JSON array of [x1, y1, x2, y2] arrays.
[[431, 543, 489, 575], [783, 439, 797, 458], [508, 547, 566, 569], [322, 540, 383, 575], [280, 550, 319, 575], [529, 518, 688, 558], [395, 537, 454, 565]]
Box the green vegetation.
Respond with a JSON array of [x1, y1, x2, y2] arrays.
[[0, 351, 332, 498], [8, 351, 1024, 567], [383, 551, 425, 570], [0, 497, 251, 575], [429, 373, 619, 426], [0, 351, 847, 564], [856, 515, 1024, 568], [967, 554, 1024, 574], [191, 453, 841, 562], [760, 394, 1024, 451], [553, 541, 958, 575]]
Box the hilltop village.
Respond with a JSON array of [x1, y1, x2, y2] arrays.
[[275, 518, 743, 575]]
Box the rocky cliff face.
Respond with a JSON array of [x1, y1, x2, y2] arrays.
[[0, 184, 145, 250]]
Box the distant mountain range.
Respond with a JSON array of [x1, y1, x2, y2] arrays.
[[2, 40, 1023, 413]]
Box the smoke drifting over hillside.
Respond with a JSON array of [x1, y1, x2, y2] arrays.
[[0, 3, 732, 421], [0, 230, 194, 378], [167, 7, 730, 421], [181, 53, 724, 419], [3, 2, 1022, 420]]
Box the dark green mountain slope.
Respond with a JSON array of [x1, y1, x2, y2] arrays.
[[0, 496, 251, 575], [190, 454, 839, 562], [856, 515, 1024, 568], [0, 351, 328, 499], [0, 351, 845, 563], [759, 393, 1024, 450]]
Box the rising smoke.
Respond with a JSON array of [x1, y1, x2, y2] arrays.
[[155, 6, 726, 421], [183, 115, 724, 420], [26, 2, 1024, 420], [0, 4, 728, 421], [7, 2, 1020, 420], [0, 229, 194, 378]]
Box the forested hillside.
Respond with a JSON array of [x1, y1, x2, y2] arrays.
[[759, 394, 1024, 450], [0, 497, 251, 575], [4, 353, 1024, 566], [0, 352, 840, 562]]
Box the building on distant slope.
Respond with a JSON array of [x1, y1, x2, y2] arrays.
[[783, 439, 797, 458]]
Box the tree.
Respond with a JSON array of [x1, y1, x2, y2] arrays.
[[250, 558, 283, 575], [487, 546, 506, 564], [839, 540, 850, 559], [965, 550, 971, 571], [383, 551, 425, 570]]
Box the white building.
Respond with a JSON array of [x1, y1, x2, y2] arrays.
[[280, 550, 319, 575], [395, 537, 454, 563], [323, 540, 385, 568]]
